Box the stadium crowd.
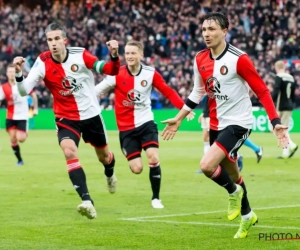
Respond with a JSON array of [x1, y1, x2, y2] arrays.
[[0, 0, 300, 109]]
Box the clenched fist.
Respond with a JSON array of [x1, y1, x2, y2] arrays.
[[106, 40, 119, 57], [13, 57, 25, 73]]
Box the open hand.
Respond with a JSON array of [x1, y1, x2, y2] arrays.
[[161, 118, 181, 140]]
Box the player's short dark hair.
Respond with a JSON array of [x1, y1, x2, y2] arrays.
[[125, 40, 144, 52], [202, 12, 229, 30], [45, 22, 67, 37], [7, 64, 15, 68]]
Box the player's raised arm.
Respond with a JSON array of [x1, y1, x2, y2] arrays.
[[14, 57, 45, 97], [95, 75, 116, 96], [83, 40, 120, 76], [236, 54, 288, 147]]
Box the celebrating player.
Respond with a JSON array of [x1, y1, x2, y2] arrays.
[[95, 40, 193, 209], [14, 23, 120, 219], [273, 60, 298, 159], [0, 64, 38, 166], [161, 12, 288, 238]]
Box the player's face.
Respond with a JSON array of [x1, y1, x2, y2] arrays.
[[6, 67, 15, 81], [202, 19, 227, 49], [125, 45, 143, 67], [46, 30, 67, 56]]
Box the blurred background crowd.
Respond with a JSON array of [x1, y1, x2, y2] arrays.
[[0, 0, 300, 109]]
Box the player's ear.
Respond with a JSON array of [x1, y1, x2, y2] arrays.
[[63, 37, 67, 45], [223, 28, 228, 38]]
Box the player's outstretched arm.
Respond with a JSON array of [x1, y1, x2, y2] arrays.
[[236, 54, 288, 148], [13, 56, 45, 96], [95, 76, 116, 96]]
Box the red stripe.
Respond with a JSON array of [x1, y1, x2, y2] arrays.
[[67, 165, 81, 172], [115, 66, 135, 131], [56, 121, 81, 139], [2, 83, 14, 119], [236, 176, 243, 185], [215, 142, 235, 163], [210, 165, 221, 179], [6, 126, 16, 132], [142, 141, 159, 148], [67, 158, 79, 164], [126, 151, 140, 159]]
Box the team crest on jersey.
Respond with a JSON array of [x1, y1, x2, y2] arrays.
[[141, 80, 148, 87], [71, 64, 79, 72], [220, 65, 228, 75]]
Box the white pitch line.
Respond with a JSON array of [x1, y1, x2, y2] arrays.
[[131, 219, 300, 231], [120, 204, 300, 221]]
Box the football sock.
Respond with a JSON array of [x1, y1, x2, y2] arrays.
[[11, 143, 22, 162], [236, 176, 251, 215], [103, 152, 115, 177], [149, 163, 161, 200], [244, 138, 260, 153], [209, 165, 237, 194], [67, 159, 92, 202]]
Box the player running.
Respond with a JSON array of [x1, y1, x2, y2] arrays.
[[0, 64, 38, 166], [13, 22, 120, 219], [95, 40, 193, 209], [161, 12, 288, 238]]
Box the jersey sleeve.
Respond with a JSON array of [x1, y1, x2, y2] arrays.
[[237, 54, 280, 127], [0, 86, 4, 100], [183, 58, 206, 111], [95, 75, 116, 96], [152, 71, 184, 109], [16, 57, 45, 96], [83, 49, 120, 76]]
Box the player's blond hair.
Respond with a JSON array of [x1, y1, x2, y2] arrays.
[[274, 60, 285, 70], [125, 40, 144, 52]]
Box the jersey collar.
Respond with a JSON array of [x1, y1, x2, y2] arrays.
[[126, 64, 142, 76], [209, 43, 229, 60], [51, 49, 69, 64]]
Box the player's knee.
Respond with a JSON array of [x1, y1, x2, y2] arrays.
[[63, 147, 77, 160], [17, 133, 27, 143], [97, 151, 110, 164], [130, 163, 143, 174], [147, 153, 159, 166], [200, 158, 214, 175]]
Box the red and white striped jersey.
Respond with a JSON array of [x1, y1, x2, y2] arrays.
[[0, 82, 29, 120], [95, 65, 184, 131], [185, 43, 279, 130], [16, 47, 120, 121]]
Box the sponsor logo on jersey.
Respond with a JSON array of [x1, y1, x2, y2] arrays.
[[59, 76, 83, 96], [141, 80, 148, 87], [206, 77, 229, 101], [71, 64, 79, 72], [122, 89, 146, 107], [220, 65, 228, 75]]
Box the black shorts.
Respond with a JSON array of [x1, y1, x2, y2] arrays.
[[6, 119, 28, 133], [119, 121, 159, 161], [55, 115, 108, 148], [209, 125, 251, 162]]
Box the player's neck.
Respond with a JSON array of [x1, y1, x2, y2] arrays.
[[52, 49, 67, 63], [128, 64, 141, 75], [210, 41, 227, 59], [277, 69, 285, 74], [9, 80, 15, 85]]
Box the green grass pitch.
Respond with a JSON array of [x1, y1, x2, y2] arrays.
[[0, 130, 299, 250]]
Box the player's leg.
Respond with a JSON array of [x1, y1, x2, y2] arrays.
[[243, 138, 263, 163], [202, 117, 210, 154], [141, 121, 163, 209], [56, 119, 96, 219], [6, 119, 23, 165], [82, 115, 117, 193], [282, 111, 298, 158]]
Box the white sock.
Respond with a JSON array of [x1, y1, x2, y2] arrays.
[[242, 211, 253, 220], [286, 133, 296, 148], [204, 142, 210, 154], [283, 147, 289, 156]]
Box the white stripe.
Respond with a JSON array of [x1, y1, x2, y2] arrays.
[[120, 204, 300, 220], [99, 114, 108, 143], [96, 60, 104, 73], [228, 129, 250, 158], [129, 219, 300, 230]]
